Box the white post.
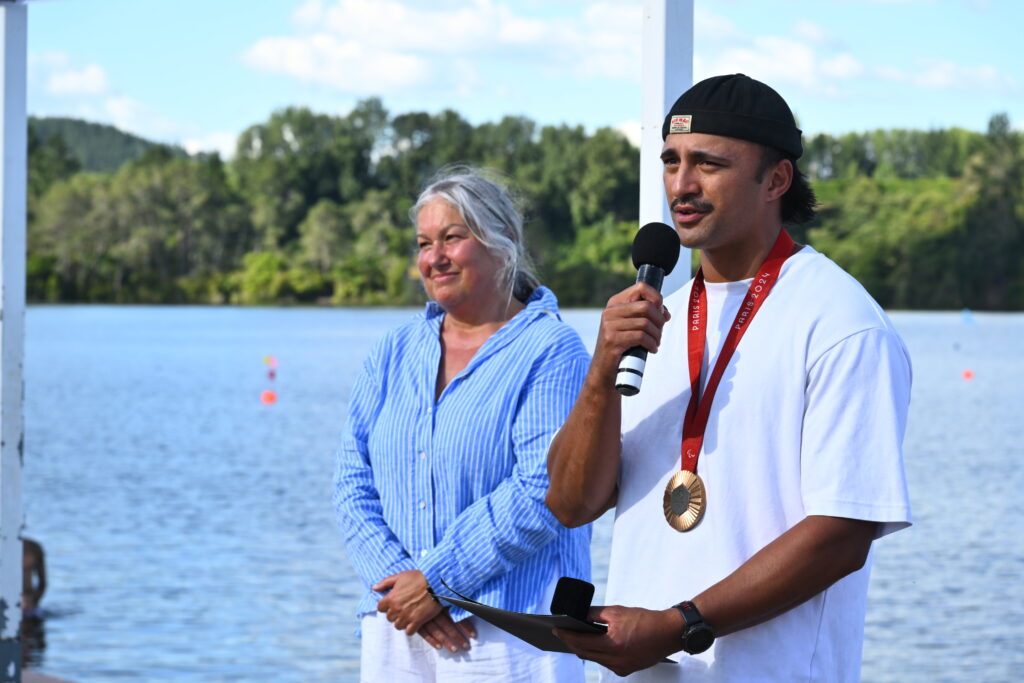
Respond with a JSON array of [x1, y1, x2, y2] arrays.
[[0, 2, 26, 680], [640, 0, 693, 296]]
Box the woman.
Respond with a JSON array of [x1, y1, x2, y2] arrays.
[[334, 167, 591, 681]]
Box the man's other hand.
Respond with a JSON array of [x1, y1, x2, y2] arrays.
[[554, 604, 685, 677]]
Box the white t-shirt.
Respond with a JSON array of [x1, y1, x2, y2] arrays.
[[603, 246, 912, 682]]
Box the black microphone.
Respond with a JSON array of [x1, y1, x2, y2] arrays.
[[550, 577, 596, 622], [615, 222, 681, 397]]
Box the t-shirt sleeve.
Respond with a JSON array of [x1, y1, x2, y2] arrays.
[[801, 326, 913, 538]]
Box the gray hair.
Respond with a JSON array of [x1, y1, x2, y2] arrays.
[[410, 166, 540, 302]]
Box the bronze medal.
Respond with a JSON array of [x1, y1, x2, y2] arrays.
[[663, 470, 706, 532]]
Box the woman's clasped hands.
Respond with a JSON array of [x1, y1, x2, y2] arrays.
[[374, 569, 477, 653]]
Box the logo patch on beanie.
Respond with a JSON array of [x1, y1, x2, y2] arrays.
[[669, 115, 692, 134]]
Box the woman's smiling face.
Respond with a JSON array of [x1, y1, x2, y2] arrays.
[[416, 198, 504, 314]]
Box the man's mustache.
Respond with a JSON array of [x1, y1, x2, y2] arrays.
[[672, 196, 714, 213]]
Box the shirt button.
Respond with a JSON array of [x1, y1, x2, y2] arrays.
[[419, 501, 426, 509], [420, 452, 427, 459], [420, 549, 428, 557]]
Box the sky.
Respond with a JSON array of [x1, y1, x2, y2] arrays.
[[24, 0, 1023, 158]]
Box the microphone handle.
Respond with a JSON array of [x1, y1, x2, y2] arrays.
[[615, 264, 665, 396]]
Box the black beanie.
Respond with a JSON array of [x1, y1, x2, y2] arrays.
[[661, 73, 803, 159]]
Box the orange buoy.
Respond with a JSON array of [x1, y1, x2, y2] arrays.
[[260, 389, 278, 404], [962, 369, 974, 381]]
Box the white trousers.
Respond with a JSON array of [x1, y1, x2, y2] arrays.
[[359, 611, 586, 682]]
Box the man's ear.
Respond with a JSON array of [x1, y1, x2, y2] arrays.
[[764, 158, 794, 202]]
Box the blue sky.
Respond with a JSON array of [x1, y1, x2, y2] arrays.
[[26, 0, 1023, 157]]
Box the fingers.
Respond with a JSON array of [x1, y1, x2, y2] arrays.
[[602, 308, 666, 353], [589, 283, 672, 379], [396, 597, 443, 634], [417, 613, 474, 653], [608, 280, 663, 306], [436, 614, 471, 652], [456, 617, 477, 640], [597, 296, 671, 362], [552, 627, 609, 660], [588, 283, 675, 388], [372, 574, 398, 592], [418, 621, 443, 650]]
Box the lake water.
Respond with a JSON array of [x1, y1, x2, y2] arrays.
[[21, 306, 1024, 682]]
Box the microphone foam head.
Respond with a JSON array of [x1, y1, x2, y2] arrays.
[[631, 222, 682, 274]]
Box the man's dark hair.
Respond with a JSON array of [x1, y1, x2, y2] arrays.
[[755, 145, 817, 225]]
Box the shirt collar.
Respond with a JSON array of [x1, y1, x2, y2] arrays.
[[421, 286, 561, 359], [423, 286, 559, 322]]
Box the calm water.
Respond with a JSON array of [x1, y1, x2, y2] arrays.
[[22, 306, 1024, 682]]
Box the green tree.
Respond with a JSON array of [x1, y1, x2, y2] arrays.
[[29, 149, 252, 302], [28, 124, 81, 201], [233, 107, 373, 248], [955, 114, 1024, 308]]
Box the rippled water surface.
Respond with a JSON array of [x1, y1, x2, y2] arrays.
[[23, 306, 1024, 682]]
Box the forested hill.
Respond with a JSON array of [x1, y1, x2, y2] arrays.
[[26, 100, 1024, 310], [30, 116, 188, 173]]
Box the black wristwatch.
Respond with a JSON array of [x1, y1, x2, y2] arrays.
[[672, 601, 715, 654]]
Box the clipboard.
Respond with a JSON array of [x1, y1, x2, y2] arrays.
[[431, 578, 606, 654]]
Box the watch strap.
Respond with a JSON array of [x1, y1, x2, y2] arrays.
[[672, 600, 704, 628], [672, 600, 716, 655]]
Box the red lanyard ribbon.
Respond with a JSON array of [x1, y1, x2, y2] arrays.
[[680, 229, 796, 472]]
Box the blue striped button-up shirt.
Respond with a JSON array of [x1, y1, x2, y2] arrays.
[[334, 286, 591, 621]]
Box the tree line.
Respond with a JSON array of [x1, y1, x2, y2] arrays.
[[27, 101, 1024, 310]]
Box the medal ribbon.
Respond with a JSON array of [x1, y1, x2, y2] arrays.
[[680, 229, 795, 473]]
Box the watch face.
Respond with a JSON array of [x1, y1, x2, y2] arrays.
[[685, 626, 715, 654]]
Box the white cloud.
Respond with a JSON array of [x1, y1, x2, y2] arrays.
[[104, 96, 147, 130], [32, 52, 109, 96], [569, 2, 641, 80], [791, 20, 831, 44], [292, 0, 324, 25], [697, 36, 819, 89], [30, 51, 71, 70], [913, 60, 1015, 89], [183, 131, 238, 159], [692, 13, 1019, 102], [306, 0, 517, 54], [30, 52, 229, 155], [242, 0, 643, 99], [694, 6, 741, 42], [497, 11, 547, 44], [821, 54, 864, 79], [243, 33, 430, 93], [451, 58, 483, 99], [47, 63, 109, 96], [102, 96, 183, 141], [875, 59, 1017, 91], [616, 118, 641, 148]]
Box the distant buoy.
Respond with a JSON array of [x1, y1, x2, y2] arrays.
[[261, 389, 278, 404], [962, 369, 974, 381], [264, 355, 278, 368]]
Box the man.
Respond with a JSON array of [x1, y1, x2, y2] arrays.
[[546, 74, 911, 681]]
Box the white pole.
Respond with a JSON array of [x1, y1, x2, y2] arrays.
[[0, 1, 26, 680], [640, 0, 693, 296]]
